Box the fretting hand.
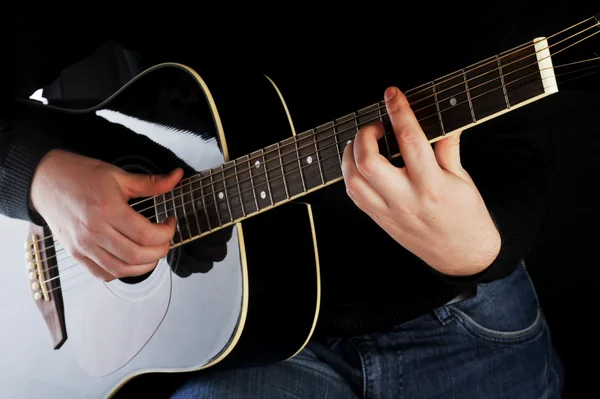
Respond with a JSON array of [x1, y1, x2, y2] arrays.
[[31, 149, 183, 281], [342, 87, 501, 277]]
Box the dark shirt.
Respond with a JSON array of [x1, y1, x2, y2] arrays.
[[0, 16, 558, 336]]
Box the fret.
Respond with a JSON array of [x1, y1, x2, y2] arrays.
[[235, 155, 259, 214], [201, 169, 223, 227], [333, 121, 342, 165], [465, 55, 509, 121], [173, 183, 193, 241], [187, 177, 207, 236], [356, 103, 390, 158], [213, 165, 234, 223], [315, 121, 342, 183], [153, 194, 174, 245], [232, 163, 246, 217], [222, 161, 245, 220], [312, 132, 326, 185], [463, 69, 477, 123], [292, 136, 308, 192], [332, 112, 358, 163], [190, 174, 214, 231], [496, 55, 511, 109], [377, 104, 392, 158], [407, 84, 444, 141], [433, 71, 476, 133], [165, 190, 185, 243], [432, 82, 445, 135], [264, 143, 288, 203], [280, 136, 305, 196], [276, 142, 290, 199], [500, 43, 546, 106], [296, 130, 323, 190], [249, 149, 274, 210]]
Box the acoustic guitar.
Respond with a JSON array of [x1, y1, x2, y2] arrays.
[[1, 13, 598, 398]]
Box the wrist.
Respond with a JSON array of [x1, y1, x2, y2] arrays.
[[439, 230, 501, 277], [30, 149, 65, 217]]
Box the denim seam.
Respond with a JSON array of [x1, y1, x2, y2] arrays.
[[348, 338, 370, 399], [396, 347, 404, 399], [449, 306, 545, 344]]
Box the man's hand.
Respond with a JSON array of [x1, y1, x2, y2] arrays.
[[342, 87, 501, 277], [31, 149, 183, 281]]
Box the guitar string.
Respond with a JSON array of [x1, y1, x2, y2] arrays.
[[402, 15, 598, 97], [79, 17, 593, 215], [127, 20, 600, 208], [30, 22, 600, 253], [405, 20, 600, 107], [37, 71, 598, 293], [40, 63, 563, 260], [40, 56, 600, 265], [38, 63, 600, 282], [41, 49, 600, 258], [119, 24, 600, 211], [38, 45, 599, 262], [29, 25, 598, 266]]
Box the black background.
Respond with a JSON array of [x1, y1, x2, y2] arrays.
[[249, 4, 600, 397], [42, 4, 600, 397]]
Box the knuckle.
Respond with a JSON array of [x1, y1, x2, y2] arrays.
[[77, 218, 99, 240], [73, 234, 88, 250], [96, 200, 112, 217], [356, 157, 378, 178], [129, 250, 142, 265], [137, 228, 155, 246], [396, 127, 421, 146], [345, 182, 361, 203], [71, 249, 85, 262], [424, 185, 444, 205], [160, 244, 171, 258], [110, 267, 124, 279]]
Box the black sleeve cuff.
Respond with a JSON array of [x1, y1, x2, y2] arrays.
[[0, 123, 64, 225]]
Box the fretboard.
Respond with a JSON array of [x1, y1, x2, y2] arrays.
[[154, 37, 557, 247]]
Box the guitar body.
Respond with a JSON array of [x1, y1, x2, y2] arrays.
[[0, 64, 320, 398]]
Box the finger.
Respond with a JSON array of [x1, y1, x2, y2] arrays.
[[434, 131, 468, 177], [118, 167, 184, 199], [99, 225, 171, 266], [112, 206, 177, 247], [341, 139, 388, 211], [353, 122, 410, 200], [86, 245, 158, 279], [384, 86, 442, 184]]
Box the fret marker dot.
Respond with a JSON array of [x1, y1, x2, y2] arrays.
[[218, 192, 224, 200], [450, 97, 457, 107], [306, 156, 313, 164], [260, 191, 266, 199], [255, 161, 260, 168]]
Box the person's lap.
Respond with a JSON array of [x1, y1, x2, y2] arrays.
[[172, 260, 564, 399]]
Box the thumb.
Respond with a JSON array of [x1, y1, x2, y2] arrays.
[[434, 131, 464, 176], [119, 167, 184, 198]]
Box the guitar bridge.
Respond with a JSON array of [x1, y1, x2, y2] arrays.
[[25, 224, 67, 349]]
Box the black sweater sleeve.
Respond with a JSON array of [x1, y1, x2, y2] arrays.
[[0, 18, 109, 223]]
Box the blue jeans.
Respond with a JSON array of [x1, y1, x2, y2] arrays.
[[172, 260, 564, 398]]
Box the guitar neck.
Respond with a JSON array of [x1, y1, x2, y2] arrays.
[[157, 37, 558, 247]]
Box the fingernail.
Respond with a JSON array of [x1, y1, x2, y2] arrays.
[[384, 87, 397, 102]]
